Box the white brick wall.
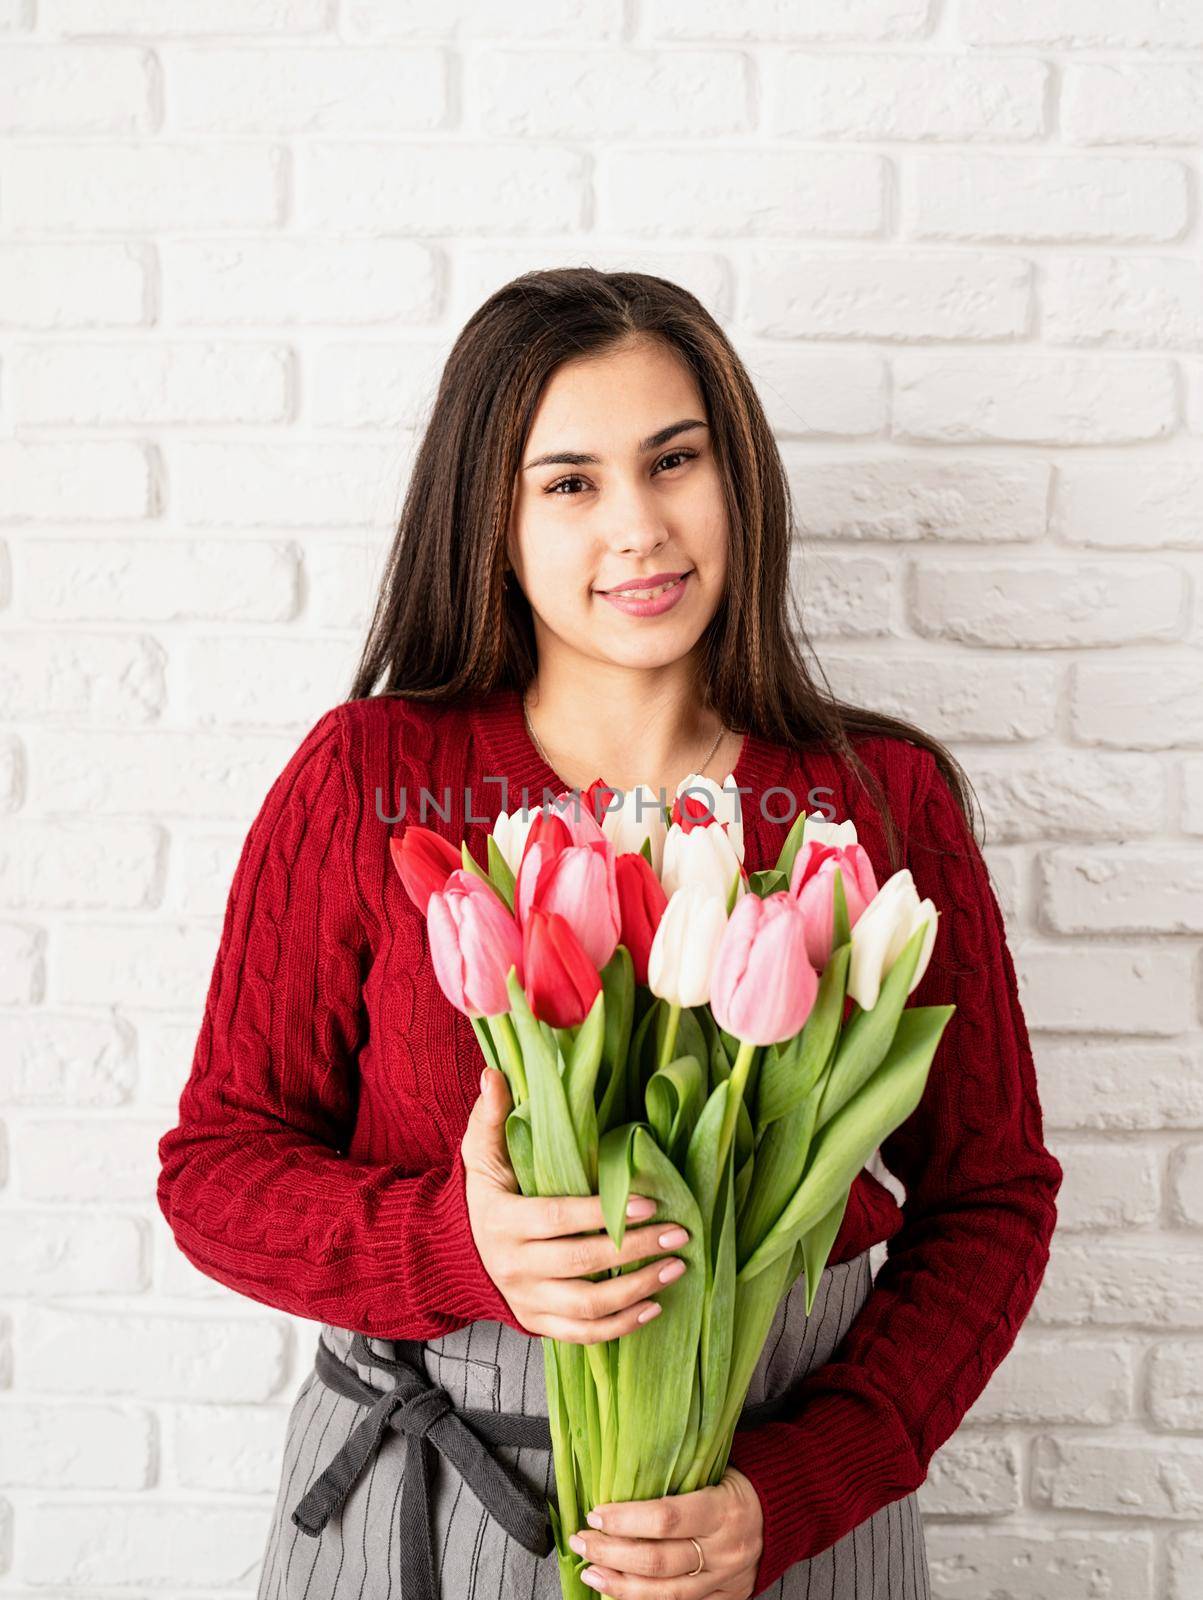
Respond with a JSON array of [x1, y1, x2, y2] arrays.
[[0, 1, 1200, 1594]]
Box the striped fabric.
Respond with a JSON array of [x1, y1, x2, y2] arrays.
[[255, 1248, 930, 1599]]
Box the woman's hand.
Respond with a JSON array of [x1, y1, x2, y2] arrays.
[[462, 1067, 693, 1343], [565, 1466, 764, 1598]]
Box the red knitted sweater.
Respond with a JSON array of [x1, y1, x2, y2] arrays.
[[157, 685, 1061, 1596]]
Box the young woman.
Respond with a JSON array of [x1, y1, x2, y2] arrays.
[[158, 268, 1062, 1599]]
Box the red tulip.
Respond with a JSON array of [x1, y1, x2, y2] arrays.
[[583, 777, 620, 831], [522, 903, 602, 1028], [426, 869, 523, 1019], [389, 825, 463, 915], [614, 851, 669, 986]]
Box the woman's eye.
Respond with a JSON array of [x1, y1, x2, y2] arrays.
[[545, 448, 698, 497], [547, 473, 588, 496]]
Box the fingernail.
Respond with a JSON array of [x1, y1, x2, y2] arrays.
[[626, 1196, 656, 1219], [658, 1258, 686, 1284], [480, 1068, 488, 1093], [581, 1571, 602, 1590], [568, 1534, 586, 1555], [586, 1511, 604, 1529], [658, 1226, 689, 1248], [636, 1303, 660, 1324]]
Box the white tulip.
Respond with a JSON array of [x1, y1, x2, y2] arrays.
[[800, 811, 858, 850], [490, 805, 539, 878], [600, 782, 669, 877], [647, 885, 730, 1008], [673, 772, 745, 865], [846, 868, 939, 1011], [661, 818, 744, 905]]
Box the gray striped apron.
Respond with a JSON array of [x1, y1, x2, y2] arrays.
[[255, 1248, 930, 1599]]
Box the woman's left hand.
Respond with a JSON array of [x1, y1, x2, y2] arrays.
[[566, 1466, 764, 1598]]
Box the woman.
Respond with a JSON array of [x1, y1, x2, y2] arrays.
[[157, 268, 1062, 1599]]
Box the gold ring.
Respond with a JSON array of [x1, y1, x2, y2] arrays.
[[687, 1535, 705, 1576]]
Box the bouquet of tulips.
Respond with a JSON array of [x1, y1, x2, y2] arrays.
[[391, 771, 954, 1600]]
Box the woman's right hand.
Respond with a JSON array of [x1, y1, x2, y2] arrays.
[[461, 1065, 691, 1344]]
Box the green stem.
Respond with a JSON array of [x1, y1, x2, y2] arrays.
[[489, 1011, 529, 1103], [656, 1000, 682, 1074], [714, 1038, 756, 1184]]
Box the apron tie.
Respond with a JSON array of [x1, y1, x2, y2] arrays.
[[291, 1332, 556, 1600]]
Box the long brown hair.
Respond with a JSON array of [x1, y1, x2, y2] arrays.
[[347, 266, 981, 872]]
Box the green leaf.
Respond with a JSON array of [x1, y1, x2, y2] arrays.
[[676, 1006, 709, 1074], [485, 833, 516, 912], [682, 1136, 735, 1491], [814, 922, 927, 1134], [598, 1122, 639, 1250], [598, 950, 637, 1134], [748, 867, 787, 897], [735, 1079, 820, 1268], [645, 1054, 705, 1160], [611, 1127, 706, 1501], [772, 809, 810, 890], [564, 989, 606, 1173], [733, 1116, 756, 1218], [695, 1242, 797, 1486], [504, 969, 590, 1198], [800, 1189, 850, 1316], [600, 946, 634, 1086], [668, 1350, 703, 1489], [505, 1101, 536, 1197], [684, 1080, 732, 1275], [831, 865, 851, 951], [725, 866, 741, 915], [698, 1006, 732, 1089], [717, 1023, 742, 1068], [460, 839, 489, 887], [738, 1005, 954, 1283]]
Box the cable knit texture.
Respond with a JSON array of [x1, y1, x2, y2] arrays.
[[157, 686, 1061, 1593]]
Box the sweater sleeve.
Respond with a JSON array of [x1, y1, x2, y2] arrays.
[[727, 745, 1063, 1594], [156, 705, 523, 1341]]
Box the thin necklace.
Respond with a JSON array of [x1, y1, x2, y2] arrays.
[[522, 690, 726, 786]]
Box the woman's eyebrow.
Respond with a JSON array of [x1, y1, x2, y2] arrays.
[[522, 418, 709, 471]]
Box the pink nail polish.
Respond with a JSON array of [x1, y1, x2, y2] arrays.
[[586, 1510, 604, 1529]]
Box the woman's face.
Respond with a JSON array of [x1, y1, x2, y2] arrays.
[[507, 336, 729, 676]]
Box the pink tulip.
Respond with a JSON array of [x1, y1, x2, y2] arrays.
[[614, 851, 669, 986], [530, 840, 621, 972], [523, 904, 602, 1028], [515, 810, 621, 973], [710, 891, 819, 1045], [548, 789, 608, 844], [389, 825, 463, 915], [788, 840, 879, 969], [426, 869, 524, 1019], [514, 810, 573, 925]]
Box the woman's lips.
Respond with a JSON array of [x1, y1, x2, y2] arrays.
[[597, 571, 691, 617]]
